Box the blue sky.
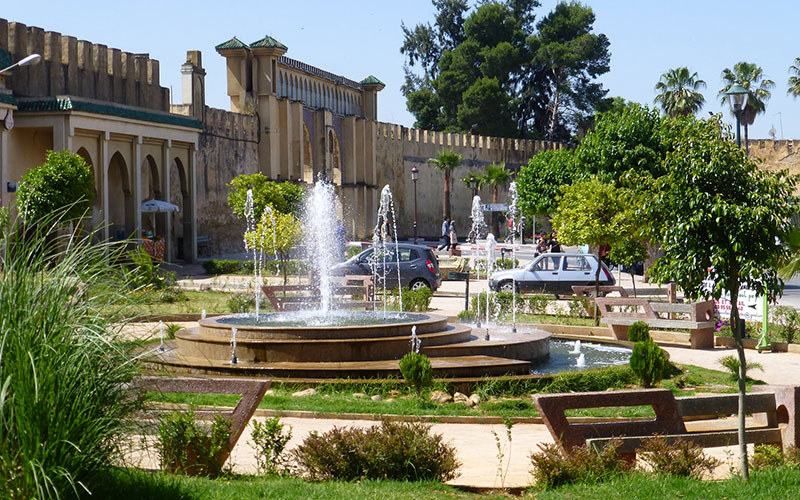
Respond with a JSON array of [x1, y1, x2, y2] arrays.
[[4, 1, 799, 139]]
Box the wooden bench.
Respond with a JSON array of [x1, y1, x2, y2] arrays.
[[262, 275, 379, 311], [571, 285, 629, 298], [595, 297, 716, 349], [534, 388, 793, 459]]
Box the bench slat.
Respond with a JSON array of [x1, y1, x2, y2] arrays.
[[601, 318, 714, 329], [649, 303, 693, 313], [588, 428, 783, 455], [676, 393, 776, 419]]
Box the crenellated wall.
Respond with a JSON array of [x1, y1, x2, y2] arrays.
[[375, 122, 563, 239], [0, 18, 169, 111], [748, 139, 800, 185]]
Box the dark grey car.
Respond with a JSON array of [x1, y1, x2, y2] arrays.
[[331, 243, 443, 291]]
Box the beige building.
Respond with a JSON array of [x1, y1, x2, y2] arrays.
[[0, 19, 565, 260]]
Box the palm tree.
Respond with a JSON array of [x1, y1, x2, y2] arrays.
[[477, 162, 512, 236], [788, 57, 800, 99], [427, 149, 462, 221], [719, 62, 775, 148], [653, 67, 706, 117]]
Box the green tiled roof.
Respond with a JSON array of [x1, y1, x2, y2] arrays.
[[0, 93, 16, 106], [17, 97, 203, 129], [0, 48, 12, 70], [215, 37, 249, 51], [250, 35, 287, 51], [360, 75, 384, 86]]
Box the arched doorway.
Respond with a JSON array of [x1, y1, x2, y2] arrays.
[[170, 157, 191, 261], [302, 123, 313, 183], [142, 155, 164, 238], [328, 130, 341, 186], [107, 151, 133, 240], [75, 147, 100, 233]]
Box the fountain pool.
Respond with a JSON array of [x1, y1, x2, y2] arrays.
[[532, 339, 631, 374]]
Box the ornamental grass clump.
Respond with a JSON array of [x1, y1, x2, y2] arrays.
[[0, 210, 140, 500]]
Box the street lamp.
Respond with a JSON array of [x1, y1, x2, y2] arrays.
[[411, 166, 419, 244], [0, 53, 42, 76], [469, 175, 477, 198], [726, 82, 748, 148]]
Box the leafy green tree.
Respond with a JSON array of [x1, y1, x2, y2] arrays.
[[227, 173, 305, 221], [788, 57, 800, 99], [476, 162, 512, 235], [608, 237, 647, 297], [575, 104, 668, 184], [551, 177, 634, 323], [428, 149, 462, 220], [16, 149, 95, 223], [644, 115, 798, 480], [516, 148, 580, 218], [526, 1, 610, 141], [247, 211, 302, 285], [653, 67, 706, 117], [719, 62, 775, 146]]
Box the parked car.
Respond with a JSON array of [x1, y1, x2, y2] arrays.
[[488, 252, 614, 296], [331, 243, 442, 291]]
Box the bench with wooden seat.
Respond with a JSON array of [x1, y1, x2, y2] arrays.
[[262, 275, 379, 311], [533, 388, 795, 459], [595, 297, 716, 349]]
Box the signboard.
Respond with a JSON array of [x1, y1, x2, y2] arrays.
[[483, 203, 508, 212], [702, 279, 764, 322]]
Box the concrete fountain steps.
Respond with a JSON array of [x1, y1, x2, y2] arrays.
[[147, 313, 552, 379], [149, 349, 532, 378], [174, 324, 474, 363]]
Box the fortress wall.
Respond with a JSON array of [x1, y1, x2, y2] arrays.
[[193, 106, 260, 255], [0, 18, 169, 111], [375, 122, 561, 239], [748, 139, 800, 186]]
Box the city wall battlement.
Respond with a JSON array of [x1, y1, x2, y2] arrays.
[[0, 18, 169, 111]]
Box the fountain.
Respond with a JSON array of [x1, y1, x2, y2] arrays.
[[571, 340, 582, 354], [469, 195, 487, 328], [149, 179, 552, 379], [373, 185, 403, 314], [508, 181, 519, 333], [243, 189, 277, 320], [484, 233, 497, 339]]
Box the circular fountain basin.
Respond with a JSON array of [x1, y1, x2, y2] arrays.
[[201, 311, 448, 339], [532, 339, 631, 374]]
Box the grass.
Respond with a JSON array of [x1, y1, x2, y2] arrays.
[[146, 363, 736, 420], [90, 469, 509, 500], [112, 290, 253, 318], [531, 468, 800, 499], [515, 313, 596, 326]]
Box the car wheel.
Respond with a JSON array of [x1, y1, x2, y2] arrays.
[[410, 279, 430, 291], [499, 281, 515, 293]]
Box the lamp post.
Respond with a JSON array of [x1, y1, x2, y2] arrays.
[[411, 166, 419, 244], [726, 82, 748, 148], [0, 53, 42, 76], [469, 175, 477, 198]]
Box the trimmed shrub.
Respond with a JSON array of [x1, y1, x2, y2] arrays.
[[157, 409, 232, 478], [228, 292, 256, 313], [568, 296, 590, 318], [629, 339, 668, 387], [752, 444, 800, 470], [627, 320, 651, 342], [399, 352, 434, 396], [527, 294, 551, 315], [291, 420, 460, 481], [393, 286, 433, 312], [773, 306, 800, 344], [530, 439, 632, 489], [250, 417, 293, 475], [203, 259, 242, 275], [637, 436, 720, 478]]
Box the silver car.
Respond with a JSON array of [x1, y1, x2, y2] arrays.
[[488, 252, 614, 296]]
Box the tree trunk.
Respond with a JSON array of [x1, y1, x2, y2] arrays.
[[744, 123, 750, 156], [281, 252, 289, 286], [443, 170, 451, 221], [631, 271, 637, 298], [547, 69, 561, 141], [593, 254, 601, 326], [729, 280, 750, 481]]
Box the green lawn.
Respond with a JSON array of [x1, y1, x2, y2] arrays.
[[113, 290, 252, 318]]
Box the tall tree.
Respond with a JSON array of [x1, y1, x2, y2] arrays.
[[428, 149, 462, 221], [653, 67, 706, 117], [516, 148, 581, 218], [644, 115, 798, 481], [719, 62, 775, 147], [476, 162, 512, 235], [788, 57, 800, 99], [526, 1, 610, 141]]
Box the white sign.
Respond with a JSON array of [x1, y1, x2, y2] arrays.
[[483, 203, 508, 212], [702, 280, 764, 322]]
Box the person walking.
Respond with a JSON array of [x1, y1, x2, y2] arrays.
[[448, 222, 458, 257], [548, 232, 562, 253], [438, 217, 451, 251]]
